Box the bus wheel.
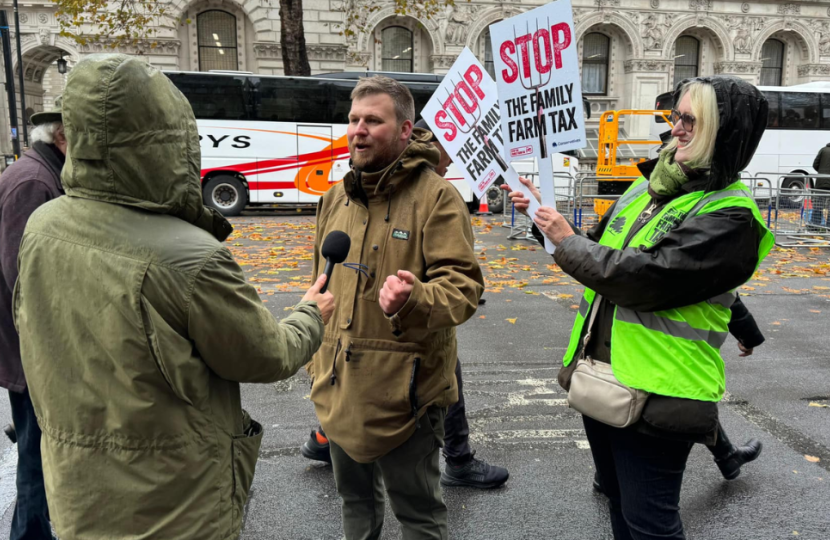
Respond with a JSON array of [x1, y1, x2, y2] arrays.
[[486, 185, 505, 214], [782, 176, 811, 207], [204, 175, 248, 217]]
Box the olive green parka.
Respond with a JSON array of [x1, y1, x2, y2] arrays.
[[13, 54, 324, 540]]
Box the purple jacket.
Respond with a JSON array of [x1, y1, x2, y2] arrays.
[[0, 142, 64, 392]]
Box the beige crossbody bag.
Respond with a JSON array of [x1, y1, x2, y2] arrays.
[[566, 295, 650, 428]]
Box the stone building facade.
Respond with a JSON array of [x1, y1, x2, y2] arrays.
[[2, 0, 830, 159]]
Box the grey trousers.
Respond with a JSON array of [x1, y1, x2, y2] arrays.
[[329, 407, 447, 540]]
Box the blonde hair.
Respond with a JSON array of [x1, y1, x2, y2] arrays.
[[664, 80, 719, 168], [351, 76, 415, 125]]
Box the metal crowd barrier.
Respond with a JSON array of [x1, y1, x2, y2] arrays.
[[753, 173, 830, 248], [573, 175, 639, 229], [742, 176, 775, 229], [499, 171, 578, 243], [497, 170, 830, 248]]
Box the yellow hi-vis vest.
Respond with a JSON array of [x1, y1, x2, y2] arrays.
[[563, 177, 774, 402]]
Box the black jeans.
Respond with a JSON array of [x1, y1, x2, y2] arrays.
[[583, 415, 693, 540], [8, 389, 51, 540], [442, 359, 471, 465]]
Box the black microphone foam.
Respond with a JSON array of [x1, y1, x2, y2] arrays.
[[320, 231, 351, 294], [322, 230, 351, 263]]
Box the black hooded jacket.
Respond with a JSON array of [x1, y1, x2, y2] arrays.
[[541, 76, 769, 442], [812, 143, 830, 190]]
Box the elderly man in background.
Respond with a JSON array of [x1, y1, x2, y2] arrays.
[[0, 99, 65, 540]]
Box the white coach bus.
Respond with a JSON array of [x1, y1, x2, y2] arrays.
[[654, 82, 830, 200], [163, 70, 476, 216]]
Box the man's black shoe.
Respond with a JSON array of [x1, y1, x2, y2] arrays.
[[3, 424, 15, 444], [300, 430, 331, 464], [592, 471, 604, 496], [441, 452, 508, 489], [715, 439, 763, 480]]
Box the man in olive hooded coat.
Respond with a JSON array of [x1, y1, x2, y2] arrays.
[[13, 54, 331, 540]]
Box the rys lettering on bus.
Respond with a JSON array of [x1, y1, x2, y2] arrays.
[[499, 23, 571, 84], [433, 64, 486, 142], [199, 135, 251, 149]]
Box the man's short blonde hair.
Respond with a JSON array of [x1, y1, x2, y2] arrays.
[[664, 80, 719, 168], [351, 76, 415, 125]]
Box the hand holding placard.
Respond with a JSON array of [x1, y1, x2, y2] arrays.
[[500, 176, 541, 216], [533, 205, 575, 247], [490, 0, 586, 255]]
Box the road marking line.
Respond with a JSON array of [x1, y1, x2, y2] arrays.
[[464, 377, 561, 386], [469, 413, 575, 426], [471, 429, 585, 441]]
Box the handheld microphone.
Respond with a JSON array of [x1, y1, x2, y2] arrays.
[[320, 231, 351, 294]]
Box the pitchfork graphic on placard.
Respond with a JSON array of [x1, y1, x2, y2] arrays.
[[509, 18, 553, 159], [443, 76, 509, 173]]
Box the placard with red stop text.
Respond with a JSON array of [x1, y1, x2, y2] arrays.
[[420, 48, 531, 207], [489, 0, 586, 159]]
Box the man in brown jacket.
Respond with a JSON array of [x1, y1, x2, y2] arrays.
[[309, 76, 484, 540]]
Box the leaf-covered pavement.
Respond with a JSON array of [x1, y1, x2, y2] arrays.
[[225, 215, 830, 309]]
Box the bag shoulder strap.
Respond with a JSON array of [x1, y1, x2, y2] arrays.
[[579, 294, 603, 360]]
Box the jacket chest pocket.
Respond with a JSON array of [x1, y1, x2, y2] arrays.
[[358, 220, 391, 302], [359, 219, 422, 302]]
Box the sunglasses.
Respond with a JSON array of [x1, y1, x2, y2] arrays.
[[670, 109, 696, 131]]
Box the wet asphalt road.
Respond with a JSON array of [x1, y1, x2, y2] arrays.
[[1, 214, 829, 539]]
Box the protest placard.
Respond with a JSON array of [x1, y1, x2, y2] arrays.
[[420, 48, 539, 217], [490, 0, 586, 253], [490, 0, 586, 160]]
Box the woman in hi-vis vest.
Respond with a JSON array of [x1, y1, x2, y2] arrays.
[[504, 76, 774, 540]]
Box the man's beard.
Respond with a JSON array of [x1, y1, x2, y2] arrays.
[[350, 138, 402, 173]]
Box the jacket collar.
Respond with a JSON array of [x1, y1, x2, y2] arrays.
[[637, 158, 658, 180], [343, 128, 440, 205], [637, 156, 709, 202], [29, 142, 65, 194]]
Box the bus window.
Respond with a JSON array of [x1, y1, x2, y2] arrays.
[[407, 83, 440, 116], [780, 92, 819, 129], [253, 78, 330, 124], [330, 81, 354, 124], [167, 73, 250, 120], [821, 94, 830, 130], [654, 91, 673, 124], [764, 91, 780, 128]]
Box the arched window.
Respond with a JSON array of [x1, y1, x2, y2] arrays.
[[484, 30, 495, 79], [673, 36, 700, 87], [581, 33, 609, 95], [381, 27, 413, 72], [760, 39, 785, 86], [198, 10, 238, 71]]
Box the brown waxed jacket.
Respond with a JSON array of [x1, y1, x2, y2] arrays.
[[308, 128, 484, 463]]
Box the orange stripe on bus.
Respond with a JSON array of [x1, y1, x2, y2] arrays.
[[201, 126, 333, 143]]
